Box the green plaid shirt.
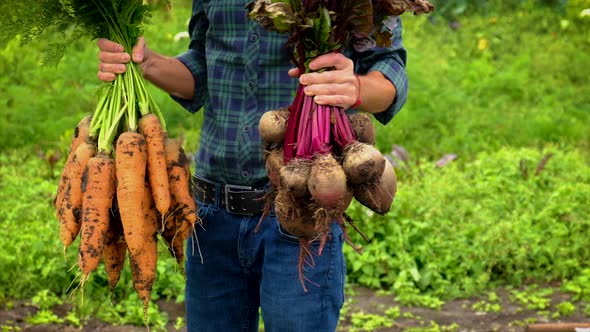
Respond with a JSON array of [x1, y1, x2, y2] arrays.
[[173, 0, 409, 187]]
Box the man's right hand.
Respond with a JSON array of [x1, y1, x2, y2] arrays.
[[96, 37, 195, 100], [97, 37, 148, 82]]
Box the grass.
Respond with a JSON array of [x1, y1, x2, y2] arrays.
[[378, 8, 590, 161], [0, 1, 589, 329]]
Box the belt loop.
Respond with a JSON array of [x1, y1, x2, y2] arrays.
[[214, 183, 223, 209]]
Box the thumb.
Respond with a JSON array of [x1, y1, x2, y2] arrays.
[[132, 37, 146, 63], [288, 67, 301, 78]]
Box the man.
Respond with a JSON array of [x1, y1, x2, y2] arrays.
[[97, 1, 408, 331]]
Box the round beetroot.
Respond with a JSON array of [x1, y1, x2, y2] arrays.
[[353, 159, 397, 215], [279, 158, 311, 197], [307, 153, 348, 209], [347, 112, 376, 146], [342, 142, 386, 185], [258, 107, 290, 144]]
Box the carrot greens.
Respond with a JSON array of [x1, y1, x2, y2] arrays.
[[0, 0, 166, 154]]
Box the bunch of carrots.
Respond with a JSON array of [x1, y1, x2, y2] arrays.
[[54, 111, 198, 310], [0, 0, 198, 314]]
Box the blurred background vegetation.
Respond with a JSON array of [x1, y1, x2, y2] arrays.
[[0, 0, 589, 330]]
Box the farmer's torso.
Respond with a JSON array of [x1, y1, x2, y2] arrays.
[[193, 0, 296, 186]]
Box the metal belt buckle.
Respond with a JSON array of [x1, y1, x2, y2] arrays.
[[224, 184, 255, 215]]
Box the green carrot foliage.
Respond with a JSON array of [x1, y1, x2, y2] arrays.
[[0, 0, 169, 153]]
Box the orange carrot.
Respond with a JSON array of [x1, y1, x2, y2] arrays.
[[57, 141, 97, 248], [139, 113, 171, 216], [54, 115, 92, 210], [115, 131, 147, 261], [160, 211, 186, 275], [78, 153, 116, 277], [165, 137, 198, 226], [69, 115, 93, 154], [102, 203, 127, 291], [129, 179, 159, 310], [177, 215, 193, 243]]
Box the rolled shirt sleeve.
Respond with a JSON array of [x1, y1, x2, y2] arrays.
[[349, 16, 409, 125]]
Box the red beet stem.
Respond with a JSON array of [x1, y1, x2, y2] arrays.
[[332, 107, 356, 148], [284, 84, 306, 162]]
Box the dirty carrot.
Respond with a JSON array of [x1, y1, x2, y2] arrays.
[[115, 131, 148, 259], [78, 153, 116, 278], [165, 137, 198, 226], [160, 212, 187, 275], [55, 115, 93, 211], [102, 204, 127, 291], [139, 113, 171, 216], [57, 141, 97, 248], [129, 179, 159, 312]]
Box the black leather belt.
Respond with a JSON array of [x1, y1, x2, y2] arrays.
[[191, 175, 268, 216]]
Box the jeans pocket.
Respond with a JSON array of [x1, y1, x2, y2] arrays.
[[196, 200, 219, 222], [275, 219, 301, 243]]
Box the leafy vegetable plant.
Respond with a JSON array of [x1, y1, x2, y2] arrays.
[[0, 0, 196, 319]]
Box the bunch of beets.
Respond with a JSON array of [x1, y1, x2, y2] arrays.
[[247, 0, 434, 289]]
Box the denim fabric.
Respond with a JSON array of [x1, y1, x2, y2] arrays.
[[185, 198, 346, 332]]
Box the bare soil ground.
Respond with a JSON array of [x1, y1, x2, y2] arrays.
[[1, 285, 588, 331], [337, 286, 589, 332]]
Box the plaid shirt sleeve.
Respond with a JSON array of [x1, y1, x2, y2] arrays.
[[171, 1, 208, 113], [351, 16, 409, 125]]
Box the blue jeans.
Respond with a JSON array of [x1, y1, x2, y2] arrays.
[[185, 199, 346, 332]]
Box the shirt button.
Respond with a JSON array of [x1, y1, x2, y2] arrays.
[[243, 125, 251, 132], [250, 34, 258, 42], [241, 170, 251, 178], [248, 80, 255, 89]]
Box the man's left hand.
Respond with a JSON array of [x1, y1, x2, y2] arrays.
[[288, 52, 360, 110]]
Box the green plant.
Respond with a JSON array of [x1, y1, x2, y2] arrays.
[[471, 301, 502, 313], [471, 291, 501, 312], [509, 286, 553, 311], [554, 301, 576, 318], [402, 311, 420, 319], [385, 306, 401, 319], [428, 0, 567, 20], [349, 312, 394, 332], [26, 310, 64, 325], [405, 321, 459, 332], [64, 311, 82, 327], [562, 268, 590, 301], [31, 290, 62, 310], [394, 288, 444, 310], [173, 316, 185, 330], [379, 9, 590, 162], [92, 294, 168, 330], [345, 147, 590, 300]]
